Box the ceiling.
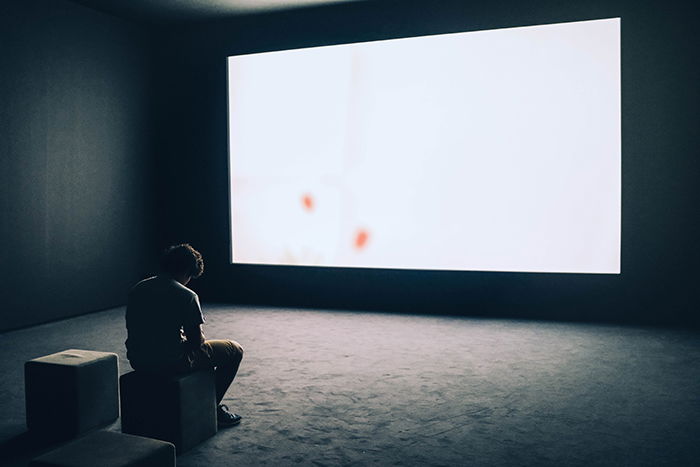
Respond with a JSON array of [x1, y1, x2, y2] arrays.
[[71, 0, 373, 23]]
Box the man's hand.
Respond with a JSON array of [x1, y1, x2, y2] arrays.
[[183, 324, 205, 351]]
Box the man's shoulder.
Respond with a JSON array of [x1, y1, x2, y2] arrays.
[[170, 278, 198, 300], [130, 276, 197, 300], [130, 276, 157, 294], [132, 276, 157, 288]]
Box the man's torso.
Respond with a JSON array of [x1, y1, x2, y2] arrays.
[[125, 275, 204, 370]]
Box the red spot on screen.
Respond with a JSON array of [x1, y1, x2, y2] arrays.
[[354, 229, 369, 250], [302, 194, 314, 211]]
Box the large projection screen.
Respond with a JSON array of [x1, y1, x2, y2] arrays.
[[228, 18, 621, 274]]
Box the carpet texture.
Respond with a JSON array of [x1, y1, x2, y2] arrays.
[[1, 305, 699, 466]]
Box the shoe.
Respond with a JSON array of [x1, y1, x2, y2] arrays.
[[217, 404, 242, 427]]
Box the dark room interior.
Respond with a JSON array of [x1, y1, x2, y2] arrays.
[[1, 0, 699, 465]]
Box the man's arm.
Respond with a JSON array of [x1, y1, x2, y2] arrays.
[[182, 292, 206, 351], [183, 324, 205, 351]]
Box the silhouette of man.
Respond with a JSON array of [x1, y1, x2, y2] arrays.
[[125, 244, 243, 427]]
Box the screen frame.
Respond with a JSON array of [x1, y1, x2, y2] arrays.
[[225, 17, 623, 276]]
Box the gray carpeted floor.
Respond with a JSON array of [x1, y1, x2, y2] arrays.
[[1, 305, 699, 466]]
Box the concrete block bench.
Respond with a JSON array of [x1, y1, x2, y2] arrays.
[[25, 349, 119, 439], [29, 430, 175, 467], [120, 369, 217, 453]]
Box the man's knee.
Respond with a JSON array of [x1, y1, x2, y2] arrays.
[[204, 339, 242, 367], [224, 339, 243, 364]]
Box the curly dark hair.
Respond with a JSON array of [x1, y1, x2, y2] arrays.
[[160, 244, 204, 279]]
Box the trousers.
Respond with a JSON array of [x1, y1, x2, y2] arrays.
[[183, 339, 244, 405]]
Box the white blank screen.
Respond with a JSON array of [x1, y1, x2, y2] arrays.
[[228, 18, 621, 273]]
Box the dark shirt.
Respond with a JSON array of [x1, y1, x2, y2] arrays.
[[125, 275, 204, 371]]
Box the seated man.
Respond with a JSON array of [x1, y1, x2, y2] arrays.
[[125, 243, 243, 427]]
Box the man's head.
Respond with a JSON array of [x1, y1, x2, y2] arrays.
[[160, 244, 204, 284]]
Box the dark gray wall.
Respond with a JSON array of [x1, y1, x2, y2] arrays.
[[0, 0, 157, 331], [13, 0, 694, 333]]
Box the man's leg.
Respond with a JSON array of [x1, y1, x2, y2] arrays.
[[201, 339, 243, 404]]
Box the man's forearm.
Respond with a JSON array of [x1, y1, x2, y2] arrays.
[[183, 324, 205, 350]]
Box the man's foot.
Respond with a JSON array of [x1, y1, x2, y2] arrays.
[[217, 404, 242, 427]]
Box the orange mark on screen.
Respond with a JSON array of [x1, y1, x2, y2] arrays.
[[354, 229, 370, 250], [301, 194, 314, 211]]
